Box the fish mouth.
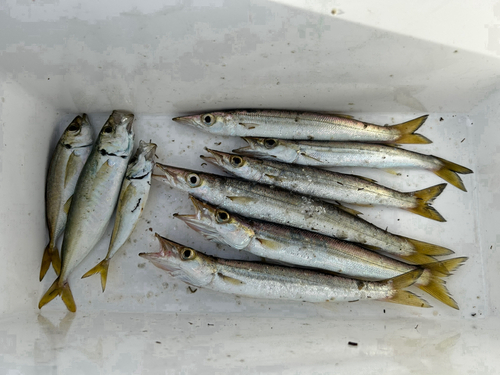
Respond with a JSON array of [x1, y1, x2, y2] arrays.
[[201, 148, 227, 167], [174, 196, 219, 237], [232, 137, 259, 155], [153, 163, 188, 185], [172, 115, 198, 127], [111, 110, 135, 133], [139, 233, 183, 260], [82, 113, 91, 126], [139, 140, 158, 161]]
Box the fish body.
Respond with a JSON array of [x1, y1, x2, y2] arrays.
[[202, 149, 447, 221], [140, 235, 431, 307], [41, 114, 94, 280], [175, 197, 466, 308], [39, 110, 135, 312], [235, 138, 473, 191], [173, 110, 430, 144], [154, 164, 453, 264], [82, 141, 157, 291]]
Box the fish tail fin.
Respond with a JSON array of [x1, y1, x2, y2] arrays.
[[432, 156, 473, 192], [402, 237, 454, 259], [38, 278, 76, 312], [382, 269, 431, 308], [391, 115, 432, 144], [39, 241, 61, 281], [405, 183, 447, 222], [81, 259, 110, 292], [416, 257, 468, 309]]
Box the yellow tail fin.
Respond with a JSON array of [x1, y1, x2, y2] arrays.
[[405, 183, 447, 222], [404, 237, 454, 257], [416, 257, 468, 309], [38, 277, 76, 312], [391, 115, 431, 144], [361, 244, 437, 264], [81, 259, 110, 292], [382, 269, 431, 308], [432, 156, 473, 192], [39, 242, 61, 281]]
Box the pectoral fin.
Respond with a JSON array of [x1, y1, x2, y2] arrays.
[[226, 196, 258, 204], [256, 237, 283, 250], [299, 152, 323, 163], [239, 123, 259, 130], [64, 152, 83, 188], [63, 196, 73, 214], [217, 272, 245, 285]]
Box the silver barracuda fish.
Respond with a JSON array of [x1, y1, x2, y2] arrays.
[[82, 141, 157, 292], [41, 115, 94, 281], [175, 197, 467, 309], [172, 110, 430, 144], [39, 110, 135, 312], [153, 164, 453, 265], [234, 138, 473, 191], [140, 234, 431, 308], [202, 148, 447, 222]]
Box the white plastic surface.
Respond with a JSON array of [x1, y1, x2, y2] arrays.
[[0, 0, 499, 373]]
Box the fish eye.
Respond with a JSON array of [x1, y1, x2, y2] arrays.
[[264, 139, 277, 149], [216, 210, 230, 223], [67, 124, 80, 132], [103, 125, 113, 134], [230, 156, 244, 168], [202, 114, 215, 126], [181, 248, 196, 260], [187, 173, 202, 187]]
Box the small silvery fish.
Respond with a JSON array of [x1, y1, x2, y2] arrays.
[[235, 138, 473, 191], [39, 110, 135, 312], [172, 110, 430, 144], [154, 164, 453, 264], [140, 234, 431, 308], [82, 140, 157, 292], [202, 148, 447, 222], [41, 115, 94, 281], [175, 197, 467, 309]]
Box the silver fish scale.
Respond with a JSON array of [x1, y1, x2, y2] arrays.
[[209, 258, 394, 302], [159, 169, 415, 257]]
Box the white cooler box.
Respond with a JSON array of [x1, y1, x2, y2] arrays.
[[0, 1, 499, 373]]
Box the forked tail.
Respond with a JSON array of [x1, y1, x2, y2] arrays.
[[416, 257, 468, 309], [398, 237, 454, 265], [432, 156, 473, 192], [81, 259, 110, 292], [382, 269, 431, 308], [38, 277, 76, 312], [405, 183, 447, 222], [390, 115, 431, 144], [39, 241, 61, 281]]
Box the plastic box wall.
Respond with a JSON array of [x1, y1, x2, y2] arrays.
[[0, 1, 499, 373]]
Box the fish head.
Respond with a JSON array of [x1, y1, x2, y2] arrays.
[[174, 196, 254, 250], [233, 137, 298, 163], [172, 111, 233, 134], [60, 114, 94, 148], [97, 110, 135, 156], [127, 140, 157, 178], [139, 234, 215, 286], [153, 164, 213, 196], [201, 148, 263, 181]]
